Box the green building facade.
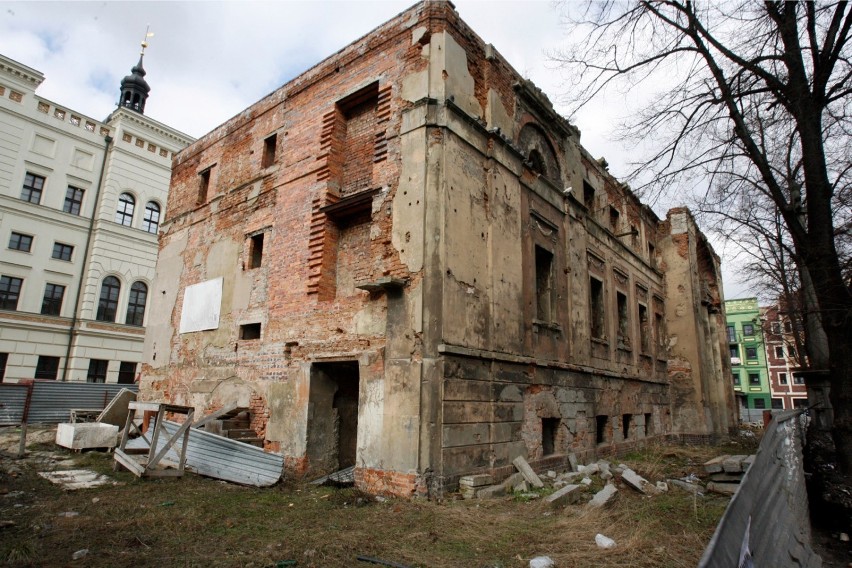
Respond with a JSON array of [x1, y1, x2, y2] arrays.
[[725, 298, 770, 418]]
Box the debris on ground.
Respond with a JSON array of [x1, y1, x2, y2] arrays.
[[595, 533, 617, 549], [529, 555, 555, 568], [38, 469, 116, 490]]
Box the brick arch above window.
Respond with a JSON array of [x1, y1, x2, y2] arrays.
[[518, 123, 562, 185]]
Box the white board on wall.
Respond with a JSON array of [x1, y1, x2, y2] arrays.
[[179, 277, 223, 333]]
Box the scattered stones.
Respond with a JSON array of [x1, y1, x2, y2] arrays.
[[588, 484, 618, 508], [72, 549, 88, 560], [459, 473, 494, 499], [38, 469, 115, 491], [595, 533, 617, 549], [655, 481, 669, 492], [669, 479, 703, 495], [707, 481, 739, 495], [580, 477, 592, 486], [722, 455, 749, 473], [514, 480, 529, 493], [530, 556, 555, 568], [58, 511, 79, 517], [546, 470, 557, 479], [703, 455, 727, 474]]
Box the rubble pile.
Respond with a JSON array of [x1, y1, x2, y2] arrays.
[[458, 452, 756, 505]]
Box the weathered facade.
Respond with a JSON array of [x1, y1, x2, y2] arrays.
[[141, 1, 735, 496]]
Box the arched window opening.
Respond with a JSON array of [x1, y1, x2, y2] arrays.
[[528, 150, 546, 177], [143, 201, 161, 233], [125, 281, 148, 326], [97, 276, 121, 322], [115, 192, 135, 226]]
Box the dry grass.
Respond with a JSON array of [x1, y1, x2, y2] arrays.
[[0, 434, 735, 568]]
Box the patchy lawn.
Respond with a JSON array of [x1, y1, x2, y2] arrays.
[[0, 428, 756, 568]]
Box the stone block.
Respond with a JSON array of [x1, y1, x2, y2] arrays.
[[513, 456, 544, 488], [668, 479, 703, 494], [707, 481, 739, 495], [588, 483, 618, 508], [568, 452, 579, 472], [56, 423, 119, 450], [476, 484, 507, 499], [703, 455, 727, 474], [96, 388, 137, 426], [544, 483, 582, 507], [459, 473, 493, 488], [621, 467, 655, 494], [514, 480, 529, 493], [723, 455, 748, 473]]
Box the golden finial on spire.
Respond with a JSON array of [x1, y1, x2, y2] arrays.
[[140, 25, 154, 54]]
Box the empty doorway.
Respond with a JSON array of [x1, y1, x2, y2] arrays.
[[306, 361, 360, 474]]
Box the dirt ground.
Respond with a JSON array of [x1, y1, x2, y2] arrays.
[[0, 426, 750, 568]]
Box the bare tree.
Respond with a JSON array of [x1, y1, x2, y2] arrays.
[[555, 1, 852, 468]]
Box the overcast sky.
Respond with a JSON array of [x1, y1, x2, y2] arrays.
[[0, 0, 750, 298]]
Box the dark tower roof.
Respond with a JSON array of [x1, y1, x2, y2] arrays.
[[119, 53, 150, 114]]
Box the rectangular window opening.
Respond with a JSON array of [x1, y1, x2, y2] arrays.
[[794, 374, 805, 385], [638, 303, 650, 353], [771, 398, 784, 410], [616, 291, 629, 348], [647, 242, 656, 267], [655, 312, 664, 352], [748, 373, 761, 386], [726, 325, 736, 342], [609, 206, 620, 231], [248, 233, 265, 269], [745, 346, 758, 360], [541, 417, 559, 456], [262, 133, 277, 168], [35, 356, 60, 380], [197, 168, 211, 204], [41, 283, 65, 316], [240, 322, 261, 340], [582, 181, 595, 210], [596, 415, 609, 444], [0, 352, 6, 383], [779, 372, 788, 385], [742, 323, 755, 336], [535, 246, 554, 322], [754, 398, 766, 409], [87, 359, 108, 383], [733, 373, 741, 385], [622, 414, 631, 440], [8, 232, 33, 252], [590, 277, 605, 339], [0, 276, 23, 310], [52, 242, 74, 261], [64, 186, 84, 215], [644, 412, 653, 437], [118, 361, 137, 384], [21, 172, 45, 204]]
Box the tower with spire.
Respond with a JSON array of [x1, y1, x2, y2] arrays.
[[119, 29, 153, 114]]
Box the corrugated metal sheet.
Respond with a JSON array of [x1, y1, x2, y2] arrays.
[[699, 411, 821, 567], [137, 420, 283, 486], [0, 381, 138, 425], [0, 384, 30, 426]]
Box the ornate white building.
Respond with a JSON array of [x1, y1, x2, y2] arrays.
[[0, 51, 193, 383]]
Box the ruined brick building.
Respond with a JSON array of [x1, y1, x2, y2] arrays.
[[141, 1, 737, 496]]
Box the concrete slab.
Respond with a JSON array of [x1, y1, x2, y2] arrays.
[[588, 484, 618, 508], [512, 456, 544, 488], [544, 483, 582, 507], [568, 453, 578, 472], [703, 455, 727, 474], [38, 469, 115, 490], [621, 467, 655, 494], [459, 473, 493, 488], [96, 388, 137, 426], [668, 479, 703, 494], [707, 481, 739, 495], [722, 455, 748, 473], [55, 423, 118, 450]]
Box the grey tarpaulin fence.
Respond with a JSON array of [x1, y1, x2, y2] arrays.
[[0, 380, 138, 426], [698, 410, 821, 568]]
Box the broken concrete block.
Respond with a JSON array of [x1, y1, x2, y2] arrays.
[[595, 533, 616, 549], [544, 483, 582, 507], [621, 467, 655, 494], [546, 470, 557, 479], [553, 480, 567, 489], [588, 483, 618, 508], [723, 455, 748, 473], [56, 423, 118, 450], [669, 479, 703, 495], [600, 471, 613, 481], [707, 481, 739, 495], [584, 463, 600, 475], [459, 474, 493, 488], [703, 455, 727, 474], [568, 452, 579, 472], [476, 484, 507, 499], [656, 481, 668, 492], [512, 456, 544, 488], [514, 480, 529, 493], [581, 477, 593, 486]]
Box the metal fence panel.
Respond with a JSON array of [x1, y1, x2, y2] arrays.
[[699, 410, 821, 568], [0, 384, 30, 426], [0, 381, 138, 425]]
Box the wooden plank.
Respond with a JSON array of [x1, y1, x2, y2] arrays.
[[147, 417, 192, 470], [114, 450, 145, 476]]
